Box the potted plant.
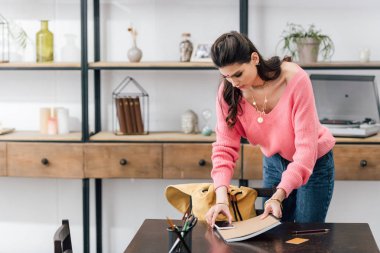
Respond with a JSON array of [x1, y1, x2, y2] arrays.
[[278, 23, 334, 63]]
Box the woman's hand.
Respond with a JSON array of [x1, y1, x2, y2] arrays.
[[205, 203, 233, 227], [205, 185, 232, 227], [261, 198, 283, 219], [261, 188, 286, 219]]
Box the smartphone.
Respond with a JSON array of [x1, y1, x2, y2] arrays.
[[214, 221, 235, 230]]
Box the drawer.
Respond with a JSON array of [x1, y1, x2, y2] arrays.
[[242, 145, 263, 180], [163, 143, 241, 179], [84, 144, 162, 178], [0, 143, 5, 176], [7, 143, 84, 178], [333, 145, 380, 180]]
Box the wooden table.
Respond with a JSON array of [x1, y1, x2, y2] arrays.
[[124, 219, 379, 253]]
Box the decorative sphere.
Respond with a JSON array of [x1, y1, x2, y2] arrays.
[[201, 109, 212, 120], [201, 127, 213, 136]]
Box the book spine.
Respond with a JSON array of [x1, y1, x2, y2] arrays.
[[134, 97, 144, 134], [128, 97, 138, 133], [122, 98, 133, 134], [116, 98, 127, 134]]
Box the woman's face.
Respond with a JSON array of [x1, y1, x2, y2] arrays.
[[218, 52, 262, 90]]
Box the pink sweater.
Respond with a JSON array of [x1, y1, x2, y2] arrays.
[[211, 67, 335, 197]]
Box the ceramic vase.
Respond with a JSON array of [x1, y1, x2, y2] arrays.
[[127, 45, 142, 62], [179, 33, 193, 62]]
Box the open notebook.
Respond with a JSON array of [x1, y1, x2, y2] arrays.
[[215, 214, 281, 243]]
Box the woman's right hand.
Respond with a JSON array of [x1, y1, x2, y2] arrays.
[[205, 203, 233, 227], [205, 185, 233, 227]]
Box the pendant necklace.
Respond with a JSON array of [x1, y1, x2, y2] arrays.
[[251, 80, 268, 124], [252, 94, 267, 124]]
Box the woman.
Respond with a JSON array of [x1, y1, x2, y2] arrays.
[[205, 31, 335, 227]]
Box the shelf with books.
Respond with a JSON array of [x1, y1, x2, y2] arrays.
[[0, 131, 82, 142], [113, 77, 149, 135]]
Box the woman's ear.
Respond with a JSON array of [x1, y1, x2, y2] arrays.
[[251, 52, 259, 65]]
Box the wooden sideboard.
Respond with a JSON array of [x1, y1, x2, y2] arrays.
[[0, 132, 379, 180]]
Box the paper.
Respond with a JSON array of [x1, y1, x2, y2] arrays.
[[286, 237, 309, 245], [215, 214, 281, 243]]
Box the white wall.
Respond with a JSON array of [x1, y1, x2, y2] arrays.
[[0, 0, 380, 252]]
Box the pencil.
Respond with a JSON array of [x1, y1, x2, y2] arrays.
[[292, 228, 330, 235], [166, 216, 191, 253]]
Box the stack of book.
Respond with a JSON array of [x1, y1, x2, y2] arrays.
[[115, 96, 145, 135]]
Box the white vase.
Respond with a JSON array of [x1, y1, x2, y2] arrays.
[[60, 34, 80, 62], [127, 46, 143, 62]]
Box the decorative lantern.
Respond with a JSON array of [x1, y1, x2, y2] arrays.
[[112, 76, 149, 135], [0, 14, 10, 63]]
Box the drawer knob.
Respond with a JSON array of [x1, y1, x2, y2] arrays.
[[360, 160, 368, 168], [41, 158, 49, 166], [198, 159, 206, 166], [120, 159, 128, 166]]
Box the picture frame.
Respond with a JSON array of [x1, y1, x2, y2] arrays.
[[191, 43, 212, 62]]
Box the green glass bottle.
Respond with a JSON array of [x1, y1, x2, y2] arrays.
[[36, 20, 54, 62]]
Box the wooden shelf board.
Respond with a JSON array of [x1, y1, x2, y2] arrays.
[[2, 61, 380, 70], [300, 61, 380, 69], [89, 61, 380, 70], [335, 133, 380, 143], [0, 62, 81, 69], [89, 61, 216, 69], [0, 131, 82, 141], [90, 131, 380, 143], [89, 131, 216, 142]]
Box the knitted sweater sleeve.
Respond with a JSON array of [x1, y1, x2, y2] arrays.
[[211, 87, 242, 190], [277, 74, 319, 197]]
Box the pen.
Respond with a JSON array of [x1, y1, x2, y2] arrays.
[[166, 217, 191, 253], [292, 228, 330, 235]]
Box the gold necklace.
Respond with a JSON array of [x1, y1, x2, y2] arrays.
[[251, 80, 268, 124], [252, 95, 267, 123]]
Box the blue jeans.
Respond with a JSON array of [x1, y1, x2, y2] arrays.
[[263, 150, 335, 223]]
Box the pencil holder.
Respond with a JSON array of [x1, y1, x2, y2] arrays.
[[112, 76, 149, 135], [167, 226, 192, 253]]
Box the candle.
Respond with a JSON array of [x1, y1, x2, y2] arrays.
[[40, 107, 50, 134], [47, 107, 57, 135], [57, 108, 69, 135]]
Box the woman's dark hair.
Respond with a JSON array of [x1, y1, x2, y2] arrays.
[[211, 31, 290, 128]]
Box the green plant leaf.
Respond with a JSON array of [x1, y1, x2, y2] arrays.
[[278, 22, 334, 61]]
